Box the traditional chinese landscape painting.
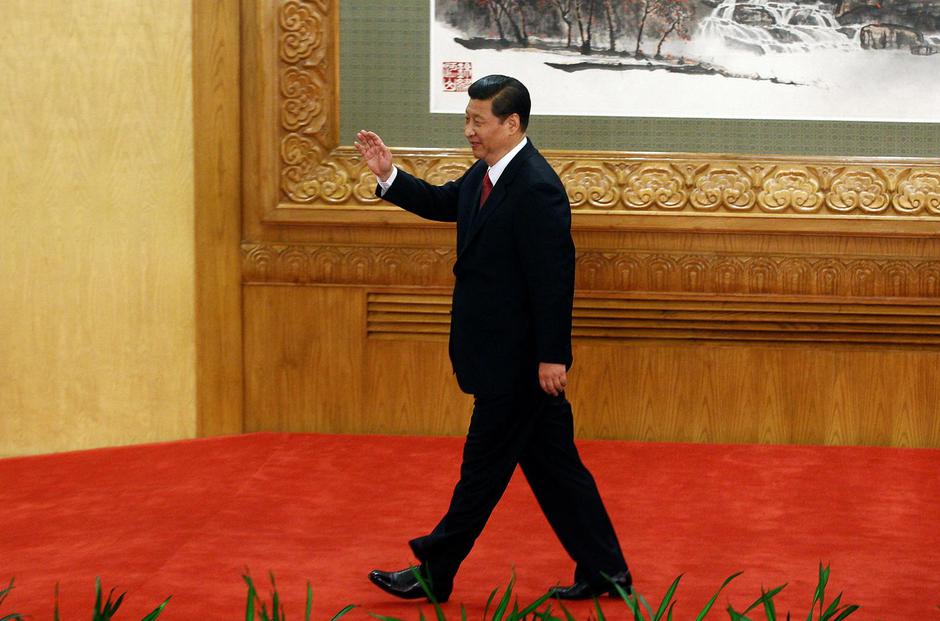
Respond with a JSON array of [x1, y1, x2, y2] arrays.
[[430, 0, 940, 121]]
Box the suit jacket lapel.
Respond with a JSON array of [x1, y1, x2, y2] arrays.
[[457, 162, 486, 255], [458, 140, 536, 260]]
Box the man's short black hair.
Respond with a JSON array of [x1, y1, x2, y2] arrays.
[[468, 75, 531, 132]]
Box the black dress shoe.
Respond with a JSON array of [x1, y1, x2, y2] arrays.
[[368, 566, 451, 603], [549, 571, 633, 600]]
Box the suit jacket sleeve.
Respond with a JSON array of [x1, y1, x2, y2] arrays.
[[515, 180, 576, 367], [377, 167, 462, 222]]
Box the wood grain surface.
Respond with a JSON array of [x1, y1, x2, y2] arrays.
[[0, 1, 196, 456]]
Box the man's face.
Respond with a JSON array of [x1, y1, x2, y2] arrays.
[[464, 97, 520, 166]]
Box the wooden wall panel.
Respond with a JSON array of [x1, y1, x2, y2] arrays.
[[194, 0, 244, 437], [566, 343, 940, 447], [244, 285, 472, 436], [245, 286, 365, 433]]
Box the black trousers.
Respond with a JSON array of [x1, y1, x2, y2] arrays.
[[409, 379, 628, 589]]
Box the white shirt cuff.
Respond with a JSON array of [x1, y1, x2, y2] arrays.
[[377, 166, 398, 195]]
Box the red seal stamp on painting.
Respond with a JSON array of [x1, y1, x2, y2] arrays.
[[442, 62, 473, 92]]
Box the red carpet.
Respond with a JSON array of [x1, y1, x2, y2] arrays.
[[1, 433, 938, 619]]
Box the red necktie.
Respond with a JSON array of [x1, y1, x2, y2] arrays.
[[480, 172, 493, 208]]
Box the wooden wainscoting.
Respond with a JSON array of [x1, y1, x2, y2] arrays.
[[241, 226, 940, 448]]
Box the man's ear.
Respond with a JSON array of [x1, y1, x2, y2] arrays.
[[506, 113, 521, 134]]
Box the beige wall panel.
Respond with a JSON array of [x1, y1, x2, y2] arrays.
[[0, 1, 195, 456]]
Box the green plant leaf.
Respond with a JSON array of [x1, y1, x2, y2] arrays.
[[461, 603, 468, 621], [94, 577, 103, 620], [807, 563, 830, 621], [491, 572, 516, 621], [743, 584, 786, 615], [555, 599, 577, 621], [638, 591, 655, 620], [694, 571, 743, 621], [369, 614, 405, 621], [593, 596, 607, 621], [820, 593, 843, 620], [726, 605, 753, 621], [652, 574, 683, 621], [484, 587, 498, 620], [244, 573, 259, 621], [268, 572, 280, 621], [408, 567, 446, 621], [830, 605, 860, 621], [329, 604, 357, 621], [516, 590, 554, 619], [305, 581, 313, 621], [141, 596, 171, 621], [611, 585, 643, 621], [0, 578, 13, 606], [760, 586, 779, 621], [537, 603, 553, 620]]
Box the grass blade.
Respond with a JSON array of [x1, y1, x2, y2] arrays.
[[141, 596, 171, 621], [695, 571, 743, 621], [830, 605, 860, 620], [491, 573, 516, 621], [807, 564, 829, 621], [268, 572, 280, 621], [409, 567, 446, 621], [0, 579, 13, 607], [743, 584, 786, 615], [305, 581, 313, 621], [593, 596, 607, 621], [484, 587, 498, 620], [516, 590, 554, 618], [638, 592, 655, 620], [329, 604, 357, 621], [653, 574, 683, 621], [820, 593, 843, 620], [244, 573, 258, 621], [556, 599, 577, 621], [761, 586, 779, 621]]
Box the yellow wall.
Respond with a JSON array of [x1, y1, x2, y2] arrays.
[[0, 1, 195, 456]]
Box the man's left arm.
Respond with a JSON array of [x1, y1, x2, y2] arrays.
[[516, 181, 576, 396]]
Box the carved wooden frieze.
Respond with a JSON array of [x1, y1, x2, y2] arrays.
[[242, 242, 940, 299], [272, 2, 940, 222]]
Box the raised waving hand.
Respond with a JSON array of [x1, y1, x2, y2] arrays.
[[354, 130, 394, 182]]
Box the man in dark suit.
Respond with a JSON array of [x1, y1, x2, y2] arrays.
[[354, 75, 631, 603]]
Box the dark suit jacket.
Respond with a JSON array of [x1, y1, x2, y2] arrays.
[[380, 140, 575, 395]]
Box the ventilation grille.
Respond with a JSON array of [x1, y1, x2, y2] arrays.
[[367, 292, 940, 347]]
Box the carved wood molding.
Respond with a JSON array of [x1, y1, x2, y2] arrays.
[[366, 292, 940, 347], [242, 241, 940, 299], [267, 0, 940, 230]]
